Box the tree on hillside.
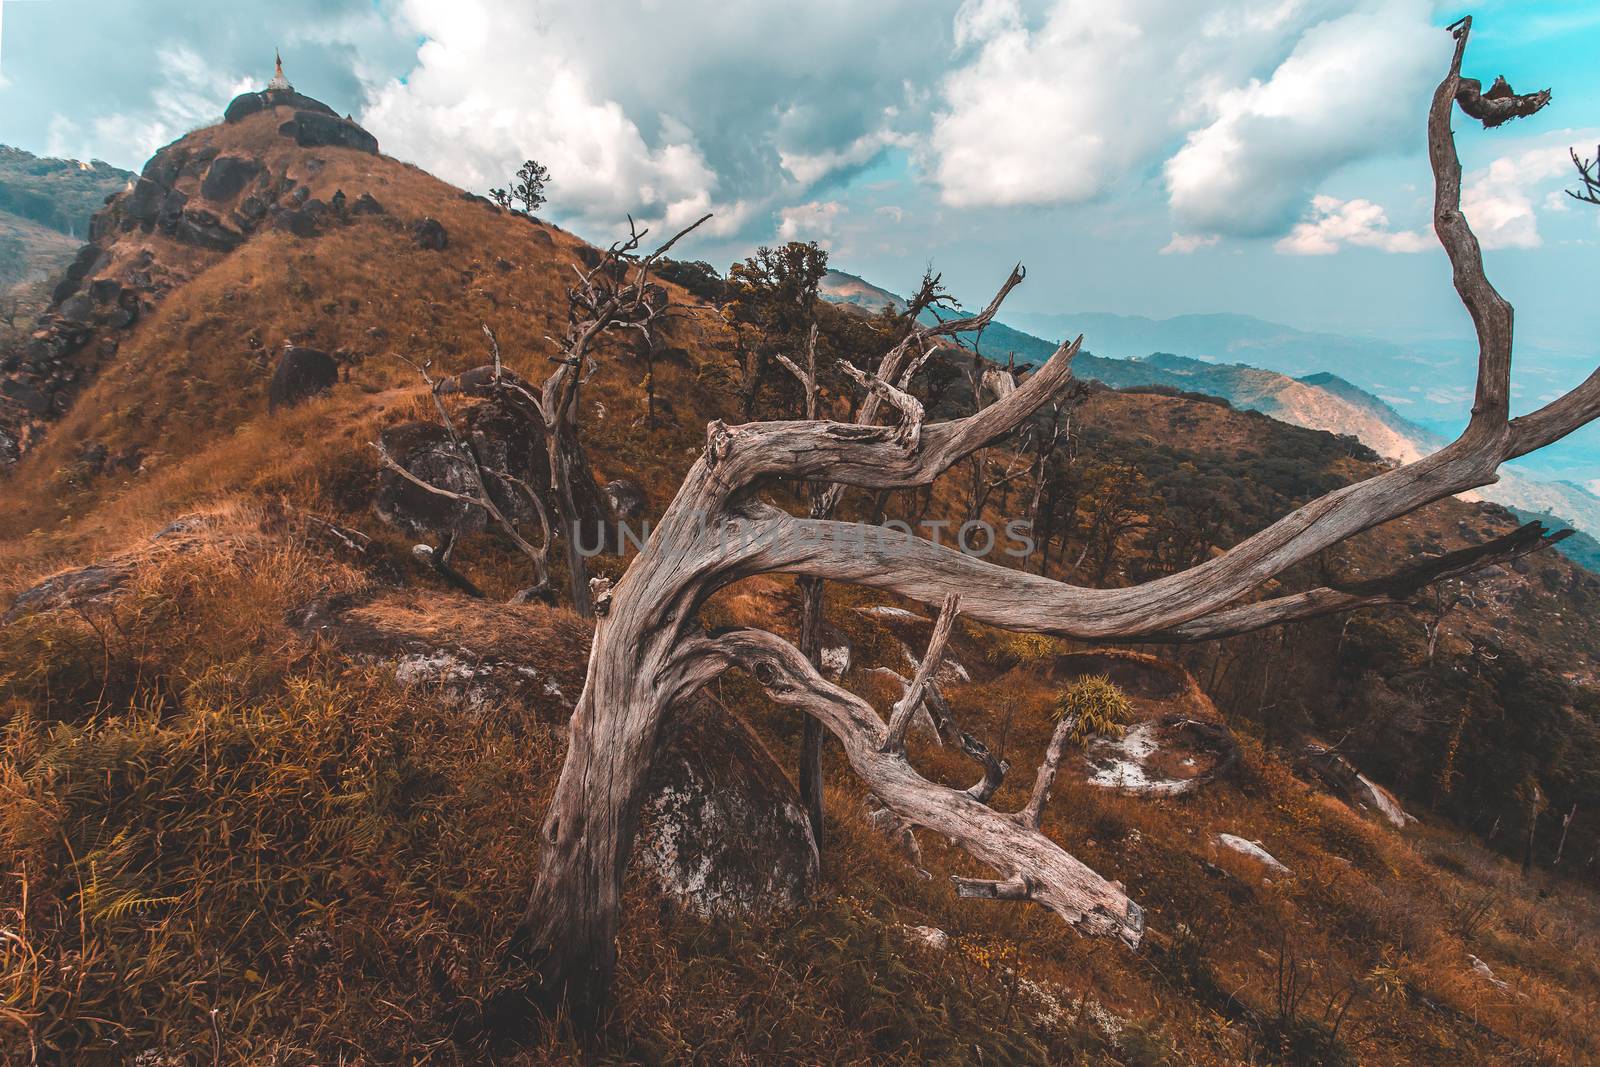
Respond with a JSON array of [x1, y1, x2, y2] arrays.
[[724, 240, 829, 420], [491, 159, 552, 214], [502, 17, 1593, 1033]]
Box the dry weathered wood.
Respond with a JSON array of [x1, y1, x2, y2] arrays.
[[1017, 710, 1081, 831], [508, 21, 1594, 1034], [698, 627, 1142, 941], [1122, 520, 1569, 643], [882, 594, 959, 752]]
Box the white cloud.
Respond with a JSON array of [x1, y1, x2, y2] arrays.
[[45, 46, 252, 167], [1274, 195, 1431, 255], [1160, 232, 1219, 255], [1459, 139, 1591, 250], [361, 0, 946, 240], [1166, 1, 1444, 236], [777, 201, 845, 246], [930, 0, 1445, 223]]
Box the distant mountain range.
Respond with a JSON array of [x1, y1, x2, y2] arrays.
[[1004, 307, 1600, 489], [1, 146, 132, 314], [819, 269, 1600, 559]]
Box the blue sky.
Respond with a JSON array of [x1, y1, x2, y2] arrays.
[[2, 1, 1597, 444]]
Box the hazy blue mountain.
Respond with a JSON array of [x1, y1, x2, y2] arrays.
[[1005, 307, 1600, 486], [819, 268, 1600, 561]]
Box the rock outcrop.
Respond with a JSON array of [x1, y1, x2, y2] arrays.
[[267, 346, 338, 410], [639, 698, 821, 917], [278, 111, 380, 155]]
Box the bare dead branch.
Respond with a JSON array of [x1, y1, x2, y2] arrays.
[[696, 627, 1142, 943], [882, 594, 960, 752], [1569, 145, 1600, 205], [1016, 708, 1080, 831]]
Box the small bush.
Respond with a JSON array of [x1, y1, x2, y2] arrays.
[[1054, 674, 1132, 744]]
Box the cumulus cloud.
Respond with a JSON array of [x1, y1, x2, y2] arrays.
[[1274, 195, 1431, 255], [1166, 1, 1444, 236], [777, 201, 845, 247], [1459, 138, 1596, 250], [46, 47, 252, 168], [1, 0, 414, 169], [361, 0, 951, 239], [931, 0, 1444, 220]]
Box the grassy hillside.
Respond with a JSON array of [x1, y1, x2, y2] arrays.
[[2, 101, 1599, 1064]]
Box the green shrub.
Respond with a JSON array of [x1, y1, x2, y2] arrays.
[[1054, 674, 1132, 744]]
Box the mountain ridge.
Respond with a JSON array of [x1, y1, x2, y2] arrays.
[[818, 269, 1600, 555]]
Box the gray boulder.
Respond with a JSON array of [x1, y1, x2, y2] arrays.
[[640, 698, 820, 917], [411, 217, 448, 251], [373, 399, 550, 539], [277, 111, 379, 155], [201, 156, 263, 202]]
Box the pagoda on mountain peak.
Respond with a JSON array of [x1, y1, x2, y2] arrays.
[[268, 51, 292, 92]]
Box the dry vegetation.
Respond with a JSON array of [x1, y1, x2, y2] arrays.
[[3, 98, 1600, 1064]]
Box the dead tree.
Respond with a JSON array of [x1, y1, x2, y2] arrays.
[[381, 216, 708, 615], [537, 214, 710, 616], [1570, 145, 1600, 206], [773, 270, 1024, 851], [507, 18, 1588, 1031], [373, 357, 555, 601]]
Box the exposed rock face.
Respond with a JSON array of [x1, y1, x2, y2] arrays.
[[3, 514, 224, 623], [49, 243, 110, 304], [286, 591, 590, 726], [639, 698, 820, 917], [373, 399, 552, 540], [411, 217, 448, 251], [201, 156, 263, 202], [1297, 743, 1416, 829], [223, 88, 338, 125], [267, 346, 338, 410], [172, 209, 243, 252], [1216, 833, 1291, 875], [1054, 651, 1241, 796], [278, 111, 379, 155]]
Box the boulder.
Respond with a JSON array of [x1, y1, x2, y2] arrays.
[[373, 399, 551, 539], [140, 143, 185, 189], [224, 88, 338, 125], [58, 294, 95, 325], [156, 188, 189, 231], [277, 111, 379, 154], [351, 192, 386, 216], [88, 279, 122, 305], [234, 194, 270, 230], [411, 217, 448, 251], [49, 244, 108, 304], [267, 346, 338, 410], [124, 178, 164, 224], [1297, 744, 1416, 829], [639, 698, 820, 917], [1055, 651, 1242, 797], [604, 478, 647, 521], [272, 208, 320, 238], [201, 156, 262, 202], [173, 210, 243, 252]]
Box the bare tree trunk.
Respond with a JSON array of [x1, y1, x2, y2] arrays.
[[548, 423, 597, 619], [797, 574, 826, 852]]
